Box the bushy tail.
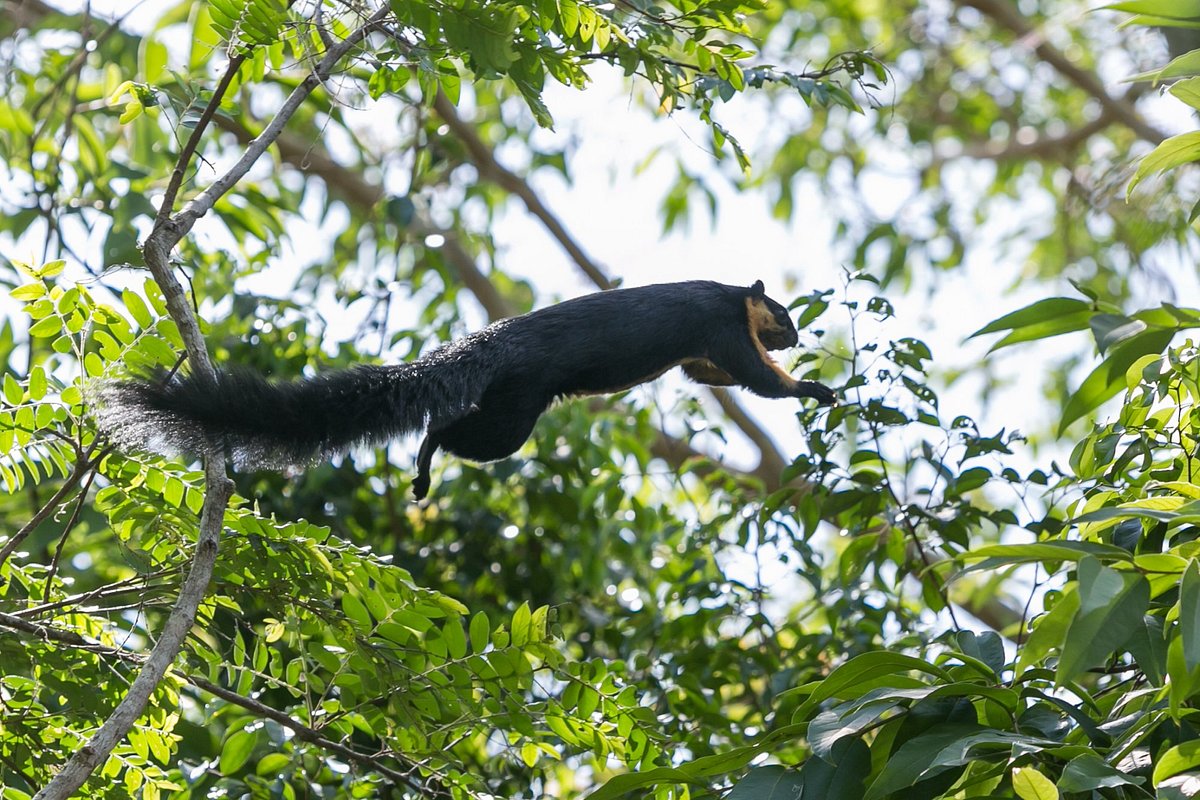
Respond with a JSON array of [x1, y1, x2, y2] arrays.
[[92, 356, 486, 468]]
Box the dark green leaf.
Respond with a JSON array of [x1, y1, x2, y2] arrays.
[[1181, 559, 1200, 672], [1058, 754, 1141, 793], [1059, 328, 1177, 434], [1057, 556, 1150, 682]]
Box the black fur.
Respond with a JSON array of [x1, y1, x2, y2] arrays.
[[93, 280, 835, 498]]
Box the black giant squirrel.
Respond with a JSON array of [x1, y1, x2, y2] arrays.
[[94, 280, 836, 499]]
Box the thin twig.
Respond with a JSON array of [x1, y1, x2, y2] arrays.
[[153, 53, 248, 230], [43, 463, 100, 602], [0, 444, 105, 570]]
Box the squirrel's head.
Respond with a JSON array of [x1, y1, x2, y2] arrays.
[[745, 280, 799, 351]]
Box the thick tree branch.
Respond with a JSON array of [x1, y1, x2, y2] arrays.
[[956, 0, 1166, 144]]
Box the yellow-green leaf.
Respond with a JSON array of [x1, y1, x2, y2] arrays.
[[1012, 766, 1059, 800], [1129, 131, 1200, 195], [11, 282, 45, 301]]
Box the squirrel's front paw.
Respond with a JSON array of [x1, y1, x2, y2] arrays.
[[797, 381, 837, 406]]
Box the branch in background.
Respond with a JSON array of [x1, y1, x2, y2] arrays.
[[956, 0, 1166, 144], [430, 89, 617, 290], [943, 109, 1116, 164]]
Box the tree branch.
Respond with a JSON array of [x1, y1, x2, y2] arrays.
[[430, 89, 617, 291], [153, 53, 247, 229], [166, 6, 390, 245], [34, 7, 393, 798], [956, 0, 1166, 144], [0, 614, 446, 797], [186, 674, 447, 797]]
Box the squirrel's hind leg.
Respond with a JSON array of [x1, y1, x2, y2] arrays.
[[412, 432, 440, 500]]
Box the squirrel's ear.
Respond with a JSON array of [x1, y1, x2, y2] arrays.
[[749, 280, 765, 297]]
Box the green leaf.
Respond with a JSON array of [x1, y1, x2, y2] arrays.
[[559, 0, 579, 37], [1124, 615, 1167, 686], [469, 611, 490, 653], [511, 602, 531, 646], [1074, 499, 1200, 526], [1059, 328, 1177, 434], [119, 100, 143, 124], [1171, 76, 1200, 110], [3, 374, 22, 406], [1131, 47, 1200, 84], [341, 593, 372, 630], [968, 297, 1092, 340], [28, 366, 46, 401], [962, 541, 1133, 566], [11, 282, 45, 301], [1013, 766, 1059, 800], [1129, 131, 1200, 194], [28, 316, 62, 338], [444, 618, 467, 659], [809, 699, 900, 760], [1058, 754, 1142, 792], [791, 738, 871, 800], [1181, 559, 1200, 671], [1108, 0, 1200, 16], [984, 311, 1095, 351], [787, 652, 952, 716], [1057, 556, 1149, 682], [1089, 313, 1147, 353], [1168, 634, 1200, 713], [123, 288, 153, 328], [219, 729, 257, 774], [864, 724, 1051, 800], [255, 752, 290, 776], [727, 765, 794, 800], [1156, 742, 1200, 788]]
